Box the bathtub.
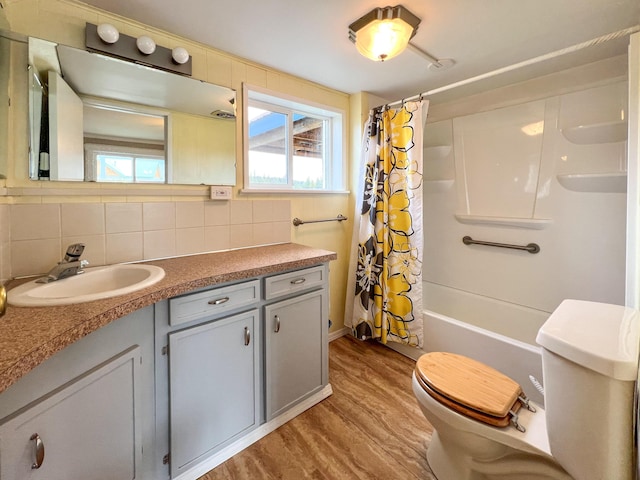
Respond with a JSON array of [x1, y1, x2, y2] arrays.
[[388, 282, 548, 405]]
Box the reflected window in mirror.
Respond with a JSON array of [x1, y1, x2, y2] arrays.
[[243, 84, 346, 192], [83, 103, 167, 183], [85, 144, 166, 183]]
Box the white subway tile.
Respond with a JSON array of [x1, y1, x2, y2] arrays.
[[105, 203, 143, 233], [11, 204, 61, 240], [61, 203, 105, 237], [143, 202, 176, 231], [176, 227, 205, 255], [230, 200, 253, 225], [106, 232, 144, 264], [204, 225, 230, 252], [176, 202, 205, 229], [11, 239, 62, 278], [204, 201, 230, 226], [143, 229, 176, 260]]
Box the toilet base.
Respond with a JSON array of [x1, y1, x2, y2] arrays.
[[427, 430, 573, 480]]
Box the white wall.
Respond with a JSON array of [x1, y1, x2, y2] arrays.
[[423, 65, 628, 314]]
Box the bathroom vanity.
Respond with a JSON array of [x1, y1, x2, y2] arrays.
[[0, 243, 336, 480]]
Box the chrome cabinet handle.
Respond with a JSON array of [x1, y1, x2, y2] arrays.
[[244, 327, 251, 346], [30, 433, 45, 469], [290, 278, 306, 285], [274, 315, 281, 333], [208, 296, 230, 306]]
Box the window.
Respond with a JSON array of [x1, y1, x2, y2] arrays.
[[243, 85, 345, 192], [85, 144, 166, 183]]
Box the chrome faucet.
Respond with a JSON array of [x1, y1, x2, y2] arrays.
[[37, 243, 89, 283]]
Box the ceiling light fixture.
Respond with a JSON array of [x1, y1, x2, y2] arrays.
[[348, 5, 453, 69], [348, 5, 420, 62]]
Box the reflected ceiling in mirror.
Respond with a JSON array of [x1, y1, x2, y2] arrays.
[[28, 38, 237, 186]]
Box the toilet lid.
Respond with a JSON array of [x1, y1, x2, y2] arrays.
[[415, 352, 522, 420]]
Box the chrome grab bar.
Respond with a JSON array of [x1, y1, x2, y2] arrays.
[[292, 214, 347, 226], [462, 236, 540, 254]]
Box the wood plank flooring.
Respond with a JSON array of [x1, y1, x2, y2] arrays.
[[199, 335, 437, 480]]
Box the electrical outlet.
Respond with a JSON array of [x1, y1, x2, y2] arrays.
[[210, 186, 232, 200]]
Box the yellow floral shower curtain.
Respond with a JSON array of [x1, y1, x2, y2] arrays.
[[349, 100, 427, 346]]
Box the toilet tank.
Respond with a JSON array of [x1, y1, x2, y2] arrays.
[[536, 299, 639, 480]]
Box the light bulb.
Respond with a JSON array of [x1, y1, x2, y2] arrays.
[[96, 23, 119, 44], [136, 36, 156, 55], [172, 47, 190, 64]]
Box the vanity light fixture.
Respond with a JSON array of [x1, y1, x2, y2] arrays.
[[136, 35, 156, 55], [348, 5, 420, 62], [96, 23, 119, 44], [172, 46, 190, 65], [85, 23, 192, 76]]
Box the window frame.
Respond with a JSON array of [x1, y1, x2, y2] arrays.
[[84, 143, 167, 183], [242, 84, 346, 193]]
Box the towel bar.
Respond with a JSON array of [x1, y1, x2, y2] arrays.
[[292, 214, 347, 226]]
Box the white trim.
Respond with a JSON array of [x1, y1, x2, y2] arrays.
[[173, 384, 333, 480], [626, 32, 640, 308], [242, 83, 347, 192], [5, 185, 211, 197], [328, 326, 351, 342]]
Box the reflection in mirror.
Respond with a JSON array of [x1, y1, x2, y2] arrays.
[[28, 37, 237, 185], [0, 34, 9, 180], [0, 31, 27, 180], [83, 103, 166, 183]]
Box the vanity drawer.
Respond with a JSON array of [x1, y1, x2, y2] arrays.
[[170, 280, 260, 326], [264, 265, 326, 300]]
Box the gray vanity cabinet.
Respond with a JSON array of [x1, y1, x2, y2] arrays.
[[157, 280, 262, 478], [0, 350, 144, 480], [168, 309, 260, 477], [264, 266, 329, 421]]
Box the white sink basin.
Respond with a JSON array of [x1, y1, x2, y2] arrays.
[[8, 264, 165, 307]]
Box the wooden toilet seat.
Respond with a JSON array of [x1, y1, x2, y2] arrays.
[[415, 352, 525, 428]]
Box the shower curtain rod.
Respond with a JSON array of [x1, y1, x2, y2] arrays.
[[384, 25, 640, 109]]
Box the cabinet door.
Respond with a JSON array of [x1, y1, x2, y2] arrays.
[[169, 309, 259, 477], [265, 289, 327, 420], [0, 347, 142, 480]]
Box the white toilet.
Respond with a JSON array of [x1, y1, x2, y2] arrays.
[[412, 299, 640, 480]]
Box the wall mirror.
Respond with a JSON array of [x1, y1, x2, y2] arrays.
[[0, 31, 25, 180], [28, 37, 237, 185]]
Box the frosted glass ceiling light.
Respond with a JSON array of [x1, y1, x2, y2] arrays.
[[348, 5, 420, 62]]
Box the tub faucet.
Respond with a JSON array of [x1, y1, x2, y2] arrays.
[[37, 243, 89, 283]]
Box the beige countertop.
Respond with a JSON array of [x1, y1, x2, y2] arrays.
[[0, 243, 337, 394]]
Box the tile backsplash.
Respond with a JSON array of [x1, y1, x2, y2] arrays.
[[5, 199, 291, 279]]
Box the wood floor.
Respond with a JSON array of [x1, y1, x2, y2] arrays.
[[199, 335, 437, 480]]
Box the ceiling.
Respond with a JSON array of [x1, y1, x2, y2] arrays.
[[81, 0, 639, 103]]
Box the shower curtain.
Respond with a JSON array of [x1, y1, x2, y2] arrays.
[[347, 100, 427, 347]]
